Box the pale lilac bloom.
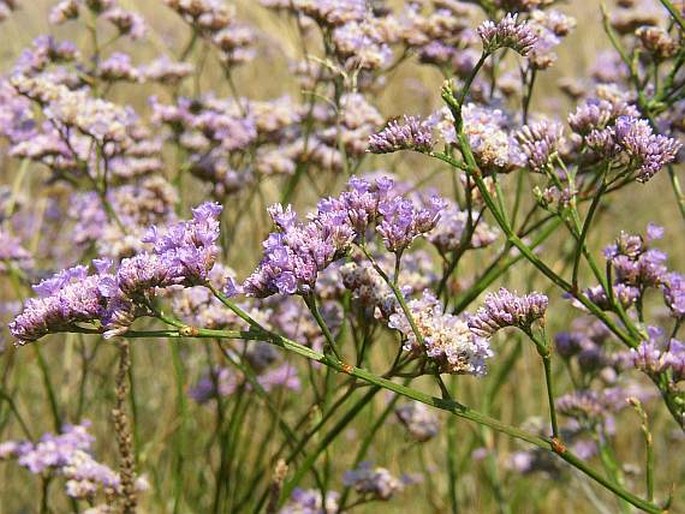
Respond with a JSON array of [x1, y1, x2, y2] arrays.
[[389, 291, 493, 376], [395, 402, 440, 442], [516, 119, 565, 172], [468, 288, 548, 337], [279, 487, 339, 514], [2, 422, 124, 500], [661, 272, 685, 318], [368, 115, 434, 154], [428, 201, 498, 253], [343, 462, 403, 500], [478, 13, 539, 56], [614, 115, 682, 182]]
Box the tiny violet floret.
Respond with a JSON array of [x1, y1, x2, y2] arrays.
[[613, 116, 681, 183], [388, 290, 492, 376], [367, 115, 434, 154], [477, 13, 539, 56], [468, 288, 548, 338], [343, 462, 404, 501], [9, 202, 223, 342]]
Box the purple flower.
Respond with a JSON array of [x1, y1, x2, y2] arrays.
[[579, 283, 639, 311], [477, 13, 539, 56], [0, 230, 33, 272], [427, 201, 498, 254], [343, 462, 403, 501], [10, 203, 222, 342], [632, 337, 685, 382], [368, 115, 434, 154], [376, 195, 444, 253], [245, 176, 444, 297], [389, 291, 493, 376], [614, 116, 681, 182], [468, 288, 548, 338], [395, 402, 440, 442], [280, 488, 339, 514], [662, 272, 685, 318], [1, 422, 126, 500], [9, 263, 111, 343], [516, 119, 565, 172]]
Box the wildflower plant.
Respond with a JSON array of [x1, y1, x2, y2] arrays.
[[0, 1, 684, 513]]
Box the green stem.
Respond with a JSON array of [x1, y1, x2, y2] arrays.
[[100, 323, 664, 513], [303, 293, 343, 362], [572, 177, 608, 289], [279, 386, 381, 505], [658, 0, 685, 30]]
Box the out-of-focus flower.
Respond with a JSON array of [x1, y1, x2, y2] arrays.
[[395, 402, 440, 441], [661, 272, 685, 319], [343, 462, 403, 500], [279, 487, 339, 514], [0, 422, 143, 501]]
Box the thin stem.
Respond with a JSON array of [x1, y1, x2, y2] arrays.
[[303, 293, 343, 362], [526, 329, 560, 439], [107, 325, 662, 513], [572, 177, 608, 289], [658, 0, 685, 30]]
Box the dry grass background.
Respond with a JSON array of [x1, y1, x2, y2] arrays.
[[0, 1, 684, 513]]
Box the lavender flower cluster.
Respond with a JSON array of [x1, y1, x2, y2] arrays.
[[0, 422, 145, 503], [0, 0, 684, 512], [244, 176, 444, 297], [9, 203, 222, 342]]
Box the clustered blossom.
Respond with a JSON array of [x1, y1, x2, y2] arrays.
[[614, 116, 682, 183], [189, 362, 301, 404], [389, 291, 493, 376], [428, 200, 499, 254], [461, 104, 525, 173], [0, 422, 145, 501], [636, 26, 678, 60], [554, 317, 618, 373], [8, 263, 112, 343], [516, 119, 566, 172], [367, 115, 434, 154], [568, 93, 639, 136], [395, 401, 440, 442], [661, 272, 685, 318], [163, 0, 256, 67], [343, 462, 404, 501], [468, 288, 548, 338], [631, 334, 685, 383], [477, 13, 539, 56], [527, 9, 576, 69], [580, 226, 682, 314], [339, 248, 437, 320], [244, 176, 444, 298], [49, 0, 146, 39], [9, 203, 222, 342], [0, 230, 33, 272], [279, 488, 339, 514]]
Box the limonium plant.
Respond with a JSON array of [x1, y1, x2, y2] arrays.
[[0, 0, 683, 513]]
